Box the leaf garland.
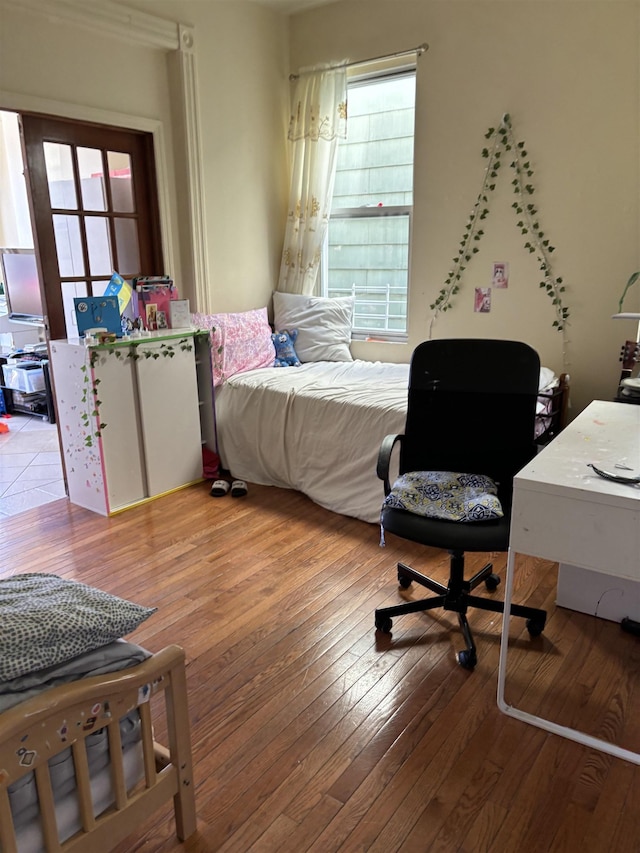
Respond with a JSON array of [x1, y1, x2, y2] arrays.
[[429, 114, 569, 339], [80, 338, 194, 445]]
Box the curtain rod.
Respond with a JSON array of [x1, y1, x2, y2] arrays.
[[289, 43, 428, 81]]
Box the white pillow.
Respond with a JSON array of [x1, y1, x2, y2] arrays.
[[272, 292, 354, 363]]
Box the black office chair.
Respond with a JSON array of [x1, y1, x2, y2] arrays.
[[375, 339, 547, 669]]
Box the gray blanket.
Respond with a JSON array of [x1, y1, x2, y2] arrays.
[[0, 639, 150, 712]]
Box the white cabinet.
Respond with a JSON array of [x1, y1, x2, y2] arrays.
[[50, 332, 204, 515]]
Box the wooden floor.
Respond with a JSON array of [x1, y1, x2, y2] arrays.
[[1, 481, 638, 852]]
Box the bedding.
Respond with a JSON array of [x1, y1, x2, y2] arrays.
[[192, 306, 275, 385], [215, 360, 409, 524], [0, 644, 195, 853], [272, 292, 355, 362], [0, 573, 156, 682], [0, 639, 151, 713], [3, 640, 149, 852], [214, 359, 566, 525], [8, 707, 143, 852], [0, 575, 195, 852], [534, 367, 563, 440]]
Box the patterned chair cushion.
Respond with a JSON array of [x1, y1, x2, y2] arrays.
[[383, 471, 503, 522]]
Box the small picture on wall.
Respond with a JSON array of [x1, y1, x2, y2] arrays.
[[492, 262, 509, 289], [474, 287, 492, 313]]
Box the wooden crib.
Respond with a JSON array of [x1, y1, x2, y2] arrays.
[[0, 644, 196, 853]]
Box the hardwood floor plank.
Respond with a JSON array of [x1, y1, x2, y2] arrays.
[[1, 482, 637, 852]]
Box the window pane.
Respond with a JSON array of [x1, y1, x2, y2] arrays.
[[91, 280, 112, 296], [326, 71, 415, 337], [44, 143, 77, 210], [114, 217, 140, 275], [61, 279, 88, 338], [78, 147, 107, 212], [53, 214, 84, 277], [327, 214, 409, 333], [332, 75, 415, 210], [108, 152, 134, 212], [86, 216, 112, 276]]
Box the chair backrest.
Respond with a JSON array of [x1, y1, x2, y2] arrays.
[[400, 339, 540, 500]]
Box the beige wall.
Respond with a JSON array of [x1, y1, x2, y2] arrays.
[[290, 0, 640, 416], [134, 0, 290, 312], [1, 0, 638, 416], [0, 1, 183, 273], [0, 0, 289, 315]]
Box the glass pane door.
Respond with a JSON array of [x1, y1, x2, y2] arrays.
[[20, 115, 163, 340]]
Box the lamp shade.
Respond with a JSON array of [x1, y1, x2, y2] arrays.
[[612, 312, 640, 344]]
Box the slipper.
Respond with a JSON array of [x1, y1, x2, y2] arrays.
[[210, 479, 230, 497], [231, 479, 248, 498]]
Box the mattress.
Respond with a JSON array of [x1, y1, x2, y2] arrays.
[[216, 360, 409, 524], [215, 360, 559, 525], [10, 720, 144, 853]]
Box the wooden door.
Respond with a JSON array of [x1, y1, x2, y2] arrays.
[[20, 115, 163, 341]]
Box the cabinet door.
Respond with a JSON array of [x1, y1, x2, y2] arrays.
[[134, 337, 202, 496], [94, 351, 147, 511], [49, 341, 146, 515]]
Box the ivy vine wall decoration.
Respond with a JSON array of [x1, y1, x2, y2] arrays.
[[80, 338, 195, 447], [429, 114, 570, 351]]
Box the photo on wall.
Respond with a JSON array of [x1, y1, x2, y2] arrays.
[[492, 262, 509, 289], [474, 287, 492, 313]]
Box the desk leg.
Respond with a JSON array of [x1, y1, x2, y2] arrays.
[[497, 548, 640, 766]]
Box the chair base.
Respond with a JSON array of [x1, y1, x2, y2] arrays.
[[375, 555, 547, 670]]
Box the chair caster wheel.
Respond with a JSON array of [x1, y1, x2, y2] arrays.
[[375, 614, 393, 634], [485, 573, 500, 592], [398, 571, 412, 589], [456, 649, 477, 670], [526, 618, 545, 637]]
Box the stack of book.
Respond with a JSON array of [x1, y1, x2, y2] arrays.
[[134, 276, 190, 331]]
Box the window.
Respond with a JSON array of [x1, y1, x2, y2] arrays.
[[322, 69, 416, 340]]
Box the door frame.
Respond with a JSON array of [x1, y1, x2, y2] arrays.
[[20, 113, 166, 342], [1, 93, 177, 292], [0, 0, 209, 313]]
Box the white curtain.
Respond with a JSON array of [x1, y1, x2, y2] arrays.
[[0, 111, 34, 248], [277, 65, 347, 295]]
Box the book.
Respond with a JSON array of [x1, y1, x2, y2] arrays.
[[73, 296, 122, 338], [135, 279, 178, 330]]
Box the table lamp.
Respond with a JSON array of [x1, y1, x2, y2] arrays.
[[612, 271, 640, 343]]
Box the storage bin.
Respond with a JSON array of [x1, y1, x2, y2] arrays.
[[2, 363, 46, 393]]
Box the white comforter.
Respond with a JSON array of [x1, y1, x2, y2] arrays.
[[214, 360, 559, 525], [215, 360, 409, 524]]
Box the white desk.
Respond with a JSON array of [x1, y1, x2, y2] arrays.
[[497, 400, 640, 765]]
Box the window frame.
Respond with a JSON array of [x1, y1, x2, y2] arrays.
[[321, 65, 416, 343]]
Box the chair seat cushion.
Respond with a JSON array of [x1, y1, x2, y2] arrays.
[[383, 471, 503, 522]]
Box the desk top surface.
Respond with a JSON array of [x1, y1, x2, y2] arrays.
[[516, 400, 640, 509]]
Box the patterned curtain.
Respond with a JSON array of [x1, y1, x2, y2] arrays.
[[277, 65, 347, 295]]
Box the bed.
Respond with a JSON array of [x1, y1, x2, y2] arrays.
[[196, 295, 569, 525], [0, 575, 196, 853]]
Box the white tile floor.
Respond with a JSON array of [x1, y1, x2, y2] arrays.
[[0, 412, 67, 518]]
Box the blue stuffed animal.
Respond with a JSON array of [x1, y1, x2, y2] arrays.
[[272, 329, 301, 367]]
